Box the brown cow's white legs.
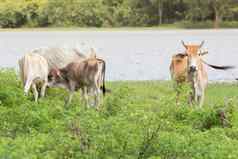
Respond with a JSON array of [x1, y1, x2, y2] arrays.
[[65, 81, 76, 106], [65, 91, 74, 106], [82, 86, 89, 108], [95, 87, 101, 109]]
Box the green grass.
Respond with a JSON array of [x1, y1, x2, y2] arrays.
[[1, 69, 238, 159]]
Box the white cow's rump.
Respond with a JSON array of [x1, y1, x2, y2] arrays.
[[18, 53, 48, 102]]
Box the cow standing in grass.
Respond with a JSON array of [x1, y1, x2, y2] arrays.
[[170, 41, 233, 107], [18, 53, 48, 102], [48, 52, 106, 108], [170, 41, 208, 107]]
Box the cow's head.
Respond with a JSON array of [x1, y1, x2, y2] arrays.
[[48, 68, 68, 89], [182, 41, 206, 73]]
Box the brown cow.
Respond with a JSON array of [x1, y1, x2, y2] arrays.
[[170, 41, 208, 107], [170, 41, 234, 107], [48, 53, 106, 108]]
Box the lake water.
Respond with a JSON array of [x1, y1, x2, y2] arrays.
[[0, 29, 238, 81]]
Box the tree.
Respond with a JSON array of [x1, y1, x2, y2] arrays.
[[209, 0, 233, 28]]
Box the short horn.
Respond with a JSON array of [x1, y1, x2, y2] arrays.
[[200, 41, 205, 48], [181, 40, 187, 48]]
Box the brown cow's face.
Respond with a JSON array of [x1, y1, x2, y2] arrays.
[[48, 68, 68, 89], [182, 41, 204, 73], [186, 45, 200, 73]]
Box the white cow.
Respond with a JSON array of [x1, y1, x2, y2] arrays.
[[18, 53, 48, 102]]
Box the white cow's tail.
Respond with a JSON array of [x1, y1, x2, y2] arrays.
[[21, 54, 32, 95], [24, 78, 33, 95]]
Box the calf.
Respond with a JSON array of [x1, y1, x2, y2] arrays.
[[18, 53, 48, 102], [48, 56, 106, 108]]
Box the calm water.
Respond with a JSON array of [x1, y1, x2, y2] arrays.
[[0, 29, 238, 81]]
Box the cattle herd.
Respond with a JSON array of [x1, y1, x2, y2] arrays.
[[18, 41, 234, 108]]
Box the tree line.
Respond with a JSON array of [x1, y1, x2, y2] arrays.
[[0, 0, 238, 28]]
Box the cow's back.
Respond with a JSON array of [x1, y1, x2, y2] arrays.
[[64, 59, 98, 86], [33, 47, 86, 70], [170, 54, 188, 83]]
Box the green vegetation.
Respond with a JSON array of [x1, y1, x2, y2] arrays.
[[0, 0, 238, 29], [1, 69, 238, 158]]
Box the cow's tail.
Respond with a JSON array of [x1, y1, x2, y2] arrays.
[[24, 78, 33, 95], [22, 54, 33, 95], [202, 60, 235, 70], [99, 59, 106, 95]]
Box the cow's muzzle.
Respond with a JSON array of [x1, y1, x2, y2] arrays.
[[189, 66, 197, 73]]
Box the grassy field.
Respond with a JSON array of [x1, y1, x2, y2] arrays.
[[1, 69, 238, 159]]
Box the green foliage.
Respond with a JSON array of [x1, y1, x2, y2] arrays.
[[1, 70, 238, 158], [0, 0, 237, 28]]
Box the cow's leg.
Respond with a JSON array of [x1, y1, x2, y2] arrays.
[[88, 87, 95, 108], [198, 90, 205, 108], [175, 83, 181, 105], [65, 91, 74, 106], [40, 81, 48, 97], [94, 74, 101, 109], [32, 83, 38, 102], [190, 82, 198, 105], [92, 88, 98, 108], [82, 86, 89, 108], [24, 78, 33, 95], [194, 91, 198, 103], [188, 88, 195, 105], [95, 86, 101, 109], [65, 81, 76, 106]]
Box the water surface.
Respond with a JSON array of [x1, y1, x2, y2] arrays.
[[0, 29, 238, 81]]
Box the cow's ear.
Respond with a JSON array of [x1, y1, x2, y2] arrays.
[[55, 69, 61, 77], [199, 51, 208, 56], [50, 68, 61, 77]]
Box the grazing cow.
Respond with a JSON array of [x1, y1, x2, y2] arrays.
[[18, 53, 48, 102], [48, 54, 106, 108], [170, 41, 233, 107]]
